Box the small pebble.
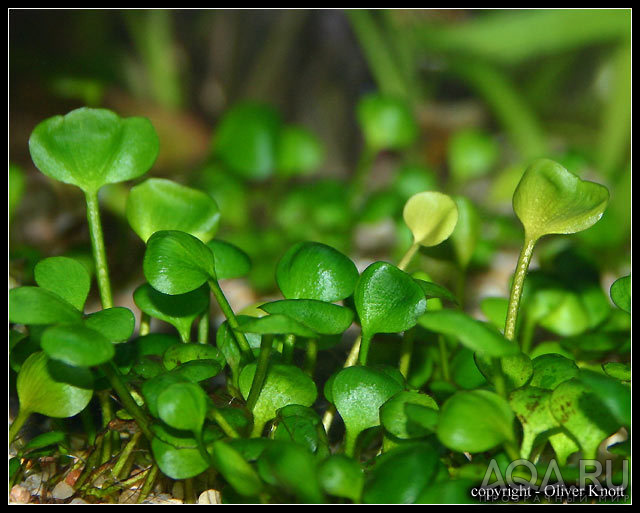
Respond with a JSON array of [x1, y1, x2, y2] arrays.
[[51, 481, 75, 500], [10, 485, 31, 504], [70, 498, 89, 504], [198, 489, 222, 504], [23, 473, 44, 492]]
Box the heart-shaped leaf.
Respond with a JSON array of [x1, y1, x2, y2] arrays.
[[34, 256, 90, 311], [529, 354, 579, 390], [513, 159, 609, 241], [143, 230, 216, 295], [474, 351, 533, 391], [238, 314, 317, 338], [257, 440, 325, 503], [157, 382, 208, 434], [355, 262, 426, 364], [610, 274, 631, 313], [362, 442, 439, 505], [276, 241, 359, 302], [84, 307, 135, 343], [403, 192, 458, 247], [17, 351, 93, 418], [356, 94, 418, 151], [126, 178, 220, 243], [41, 324, 115, 367], [259, 299, 354, 336], [276, 125, 324, 176], [9, 287, 82, 325], [239, 362, 317, 435], [318, 454, 364, 502], [437, 390, 515, 453], [419, 310, 518, 357], [209, 440, 263, 497], [380, 390, 439, 440], [150, 423, 211, 480], [29, 107, 159, 193], [206, 240, 251, 280], [163, 343, 225, 371], [549, 378, 621, 460], [330, 366, 403, 455], [134, 283, 209, 342], [213, 102, 281, 179], [509, 386, 558, 459]]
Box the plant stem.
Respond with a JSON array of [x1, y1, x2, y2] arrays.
[[208, 279, 252, 357], [99, 363, 152, 441], [137, 464, 159, 504], [112, 431, 142, 479], [492, 358, 508, 399], [358, 333, 373, 366], [246, 335, 274, 413], [303, 339, 318, 376], [397, 242, 420, 271], [198, 311, 210, 344], [504, 236, 536, 342], [139, 312, 150, 336], [85, 190, 113, 309], [208, 408, 241, 439], [521, 315, 537, 355], [282, 334, 296, 363], [9, 408, 31, 444], [98, 391, 114, 463], [398, 329, 416, 378], [438, 336, 450, 382]]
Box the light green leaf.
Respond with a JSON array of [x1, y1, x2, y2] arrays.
[[34, 256, 91, 311], [9, 286, 82, 325], [403, 191, 459, 247], [206, 239, 251, 280]]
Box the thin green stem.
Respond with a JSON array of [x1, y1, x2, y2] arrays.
[[303, 339, 318, 376], [98, 391, 114, 463], [137, 464, 159, 504], [9, 408, 31, 444], [198, 311, 210, 344], [80, 406, 97, 446], [438, 336, 450, 382], [358, 333, 373, 366], [246, 335, 274, 413], [399, 329, 416, 378], [99, 363, 152, 441], [208, 408, 241, 439], [85, 190, 113, 309], [112, 431, 142, 480], [504, 236, 537, 342], [397, 242, 420, 272], [139, 312, 150, 336], [521, 315, 537, 355], [492, 358, 508, 399], [282, 334, 296, 363], [208, 279, 252, 357]]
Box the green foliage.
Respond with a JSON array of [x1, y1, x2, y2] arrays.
[[357, 94, 418, 150], [403, 191, 459, 247]]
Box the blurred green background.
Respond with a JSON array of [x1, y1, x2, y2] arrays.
[[9, 9, 631, 312]]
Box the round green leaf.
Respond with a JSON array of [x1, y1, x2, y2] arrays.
[[549, 378, 621, 460], [17, 351, 93, 418], [29, 107, 159, 193], [84, 307, 135, 343], [157, 382, 208, 434], [41, 324, 114, 367], [151, 423, 210, 480], [210, 441, 263, 497], [356, 94, 418, 151], [213, 102, 281, 179], [355, 261, 426, 342], [610, 274, 631, 313], [529, 354, 579, 390], [206, 240, 251, 280], [259, 299, 354, 336], [380, 390, 439, 439], [276, 241, 359, 302], [419, 310, 519, 357], [318, 454, 364, 502], [447, 128, 499, 183], [331, 366, 403, 455], [9, 286, 82, 326], [362, 442, 439, 505], [437, 390, 515, 453], [134, 283, 209, 342], [276, 125, 324, 176], [513, 159, 609, 241], [163, 343, 225, 371], [143, 230, 216, 295], [403, 191, 459, 247], [34, 256, 90, 312], [238, 314, 317, 338], [474, 351, 533, 391], [126, 178, 220, 243], [239, 362, 317, 433]]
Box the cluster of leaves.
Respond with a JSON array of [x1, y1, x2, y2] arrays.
[[9, 105, 630, 504]]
